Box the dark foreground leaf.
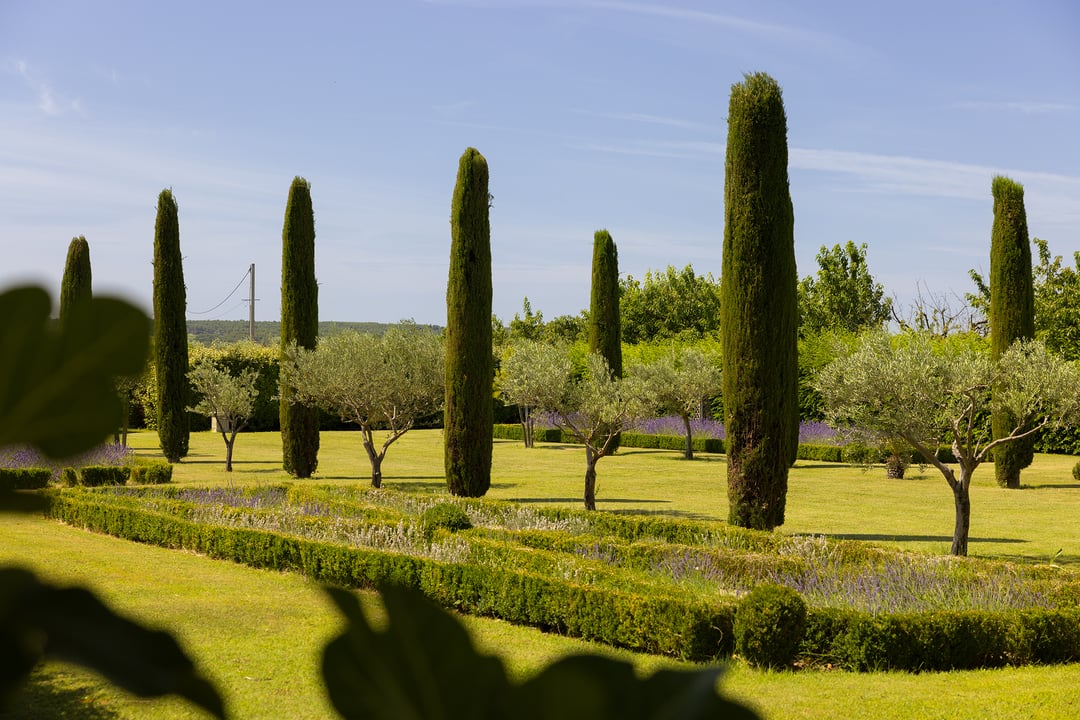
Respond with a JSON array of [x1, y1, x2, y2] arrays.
[[322, 584, 760, 720], [0, 286, 150, 458], [0, 567, 224, 718]]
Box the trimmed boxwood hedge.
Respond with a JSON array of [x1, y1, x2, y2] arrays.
[[43, 491, 735, 660], [40, 488, 1080, 672], [79, 465, 131, 487], [0, 468, 51, 491]]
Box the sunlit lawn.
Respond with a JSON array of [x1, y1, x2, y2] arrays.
[[4, 428, 1080, 718]]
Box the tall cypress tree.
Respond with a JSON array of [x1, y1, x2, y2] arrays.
[[990, 175, 1035, 489], [444, 147, 493, 497], [588, 228, 623, 451], [153, 189, 189, 462], [280, 176, 320, 478], [59, 235, 92, 327], [720, 72, 799, 531]]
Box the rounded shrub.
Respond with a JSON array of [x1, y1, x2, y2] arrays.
[[419, 502, 473, 540], [734, 582, 807, 669], [1073, 461, 1080, 483]]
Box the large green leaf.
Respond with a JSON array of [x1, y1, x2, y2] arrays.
[[0, 567, 224, 717], [0, 286, 150, 458], [322, 585, 760, 720], [322, 585, 511, 719]]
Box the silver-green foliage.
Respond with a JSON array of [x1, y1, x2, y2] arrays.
[[816, 332, 1080, 555], [187, 361, 260, 471], [629, 348, 721, 459], [500, 343, 655, 510], [281, 325, 445, 487]]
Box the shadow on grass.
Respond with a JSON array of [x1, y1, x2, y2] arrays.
[[507, 497, 670, 505], [5, 672, 122, 720], [827, 533, 1026, 544], [1024, 483, 1080, 490]]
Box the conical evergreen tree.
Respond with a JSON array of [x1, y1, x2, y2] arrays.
[[588, 228, 623, 452], [720, 72, 799, 531], [153, 189, 189, 462], [59, 235, 92, 327], [990, 175, 1035, 489], [444, 147, 493, 497], [280, 176, 320, 478]]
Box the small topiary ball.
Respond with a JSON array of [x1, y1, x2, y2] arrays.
[[1073, 461, 1080, 483], [735, 582, 807, 670], [419, 502, 473, 540]]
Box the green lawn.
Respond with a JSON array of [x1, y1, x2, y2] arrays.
[[4, 429, 1080, 718]]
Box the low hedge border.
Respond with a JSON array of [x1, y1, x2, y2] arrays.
[[495, 424, 964, 466], [43, 490, 734, 661], [43, 489, 1080, 672], [0, 467, 51, 491]]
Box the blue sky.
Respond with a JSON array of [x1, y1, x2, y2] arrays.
[[2, 1, 1078, 325]]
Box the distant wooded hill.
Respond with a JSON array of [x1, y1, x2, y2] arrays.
[[187, 320, 441, 345]]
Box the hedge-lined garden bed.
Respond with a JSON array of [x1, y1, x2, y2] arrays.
[[41, 484, 1080, 671]]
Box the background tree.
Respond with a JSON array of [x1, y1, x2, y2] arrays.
[[589, 229, 623, 453], [620, 265, 722, 344], [630, 348, 722, 460], [798, 241, 891, 337], [507, 344, 654, 510], [59, 235, 92, 328], [497, 338, 546, 448], [816, 333, 1080, 556], [280, 176, 320, 478], [187, 361, 259, 471], [152, 189, 189, 463], [989, 176, 1036, 489], [971, 237, 1080, 360], [508, 297, 546, 343], [283, 326, 444, 488], [445, 147, 494, 497], [720, 72, 799, 531]]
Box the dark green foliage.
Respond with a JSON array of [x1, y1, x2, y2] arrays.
[[78, 465, 129, 487], [589, 229, 623, 453], [153, 189, 190, 463], [588, 230, 623, 375], [620, 265, 721, 344], [798, 242, 890, 337], [445, 148, 494, 497], [990, 176, 1036, 488], [59, 235, 92, 328], [0, 468, 51, 491], [61, 467, 78, 487], [720, 72, 799, 531], [280, 177, 320, 478], [128, 461, 173, 485], [734, 583, 807, 669], [1074, 461, 1080, 482], [419, 502, 473, 540], [322, 585, 759, 720], [0, 286, 150, 458]]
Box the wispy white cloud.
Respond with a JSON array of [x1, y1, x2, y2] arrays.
[[11, 59, 83, 116], [572, 109, 718, 132], [952, 100, 1073, 115]]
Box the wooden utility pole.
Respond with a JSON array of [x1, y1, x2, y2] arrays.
[[249, 263, 255, 342]]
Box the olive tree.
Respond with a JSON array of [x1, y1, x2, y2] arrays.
[[816, 332, 1080, 556], [497, 338, 553, 448], [282, 326, 445, 488], [502, 343, 654, 510], [187, 361, 259, 472], [630, 348, 722, 460]]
